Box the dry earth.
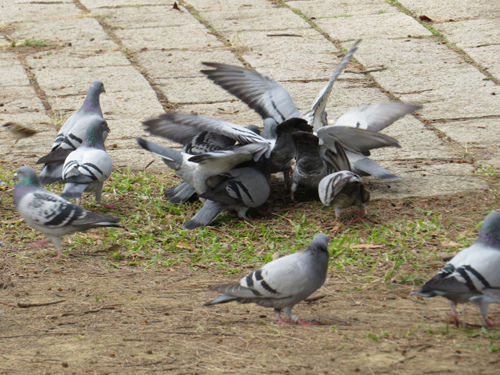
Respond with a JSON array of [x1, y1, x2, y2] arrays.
[[1, 173, 500, 374]]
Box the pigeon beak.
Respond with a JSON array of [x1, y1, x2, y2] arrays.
[[13, 172, 18, 181], [103, 121, 110, 134]]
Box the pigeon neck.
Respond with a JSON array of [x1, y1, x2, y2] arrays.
[[478, 231, 500, 249], [14, 177, 40, 204], [81, 89, 102, 114]]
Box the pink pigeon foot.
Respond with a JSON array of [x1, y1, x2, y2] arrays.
[[99, 202, 117, 210], [295, 319, 317, 326], [28, 239, 52, 248], [482, 318, 500, 327], [50, 251, 68, 260], [276, 316, 294, 325]]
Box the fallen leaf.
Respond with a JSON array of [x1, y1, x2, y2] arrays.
[[351, 244, 384, 249], [441, 241, 460, 248]]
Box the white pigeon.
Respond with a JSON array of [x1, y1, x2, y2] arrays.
[[37, 81, 106, 185], [413, 212, 500, 327], [13, 166, 120, 259], [61, 117, 113, 208], [204, 233, 330, 325]]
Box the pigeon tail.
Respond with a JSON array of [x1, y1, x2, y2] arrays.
[[183, 200, 225, 230], [136, 137, 184, 168], [203, 294, 239, 306], [164, 181, 197, 204], [61, 183, 88, 200], [352, 158, 401, 180]]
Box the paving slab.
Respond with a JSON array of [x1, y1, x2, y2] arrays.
[[0, 0, 498, 198], [397, 0, 500, 21]]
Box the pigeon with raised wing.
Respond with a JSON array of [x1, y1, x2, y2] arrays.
[[204, 233, 330, 325]]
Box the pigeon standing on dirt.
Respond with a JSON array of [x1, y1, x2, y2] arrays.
[[61, 118, 114, 208], [3, 122, 38, 146], [13, 166, 120, 259], [37, 81, 106, 185], [204, 233, 330, 325], [413, 212, 500, 327]]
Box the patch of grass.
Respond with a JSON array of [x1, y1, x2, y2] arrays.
[[11, 38, 50, 47]]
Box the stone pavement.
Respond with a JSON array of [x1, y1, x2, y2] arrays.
[[0, 0, 499, 199]]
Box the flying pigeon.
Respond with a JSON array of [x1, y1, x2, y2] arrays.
[[3, 122, 38, 146], [201, 40, 361, 131], [413, 212, 500, 327], [318, 141, 370, 223], [37, 81, 106, 185], [183, 159, 270, 229], [13, 166, 120, 259], [60, 117, 114, 208], [204, 233, 330, 325]]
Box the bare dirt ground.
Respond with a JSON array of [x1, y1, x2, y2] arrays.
[[1, 172, 500, 375]]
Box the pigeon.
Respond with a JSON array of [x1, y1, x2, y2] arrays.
[[60, 117, 114, 208], [37, 81, 106, 185], [290, 131, 329, 200], [413, 212, 500, 327], [317, 102, 422, 180], [13, 166, 120, 259], [142, 113, 271, 161], [142, 113, 312, 188], [204, 233, 330, 325], [183, 159, 270, 229], [3, 122, 38, 146], [318, 141, 370, 223], [136, 137, 267, 194], [201, 40, 361, 131]]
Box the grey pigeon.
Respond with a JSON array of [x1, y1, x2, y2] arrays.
[[142, 113, 271, 161], [183, 158, 270, 229], [318, 141, 370, 223], [201, 41, 360, 131], [317, 102, 422, 180], [13, 166, 120, 259], [204, 233, 330, 325], [37, 81, 106, 185], [141, 113, 309, 186], [290, 131, 329, 201], [413, 212, 500, 327], [136, 137, 267, 194], [61, 118, 114, 208]]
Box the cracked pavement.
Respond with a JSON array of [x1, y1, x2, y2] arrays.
[[1, 0, 499, 199]]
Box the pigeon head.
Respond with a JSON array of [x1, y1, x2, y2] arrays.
[[83, 118, 109, 147], [477, 212, 500, 248], [14, 166, 40, 187], [14, 166, 41, 205], [82, 80, 105, 112], [310, 233, 329, 253]]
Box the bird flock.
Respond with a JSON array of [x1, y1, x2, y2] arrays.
[[5, 41, 500, 327]]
